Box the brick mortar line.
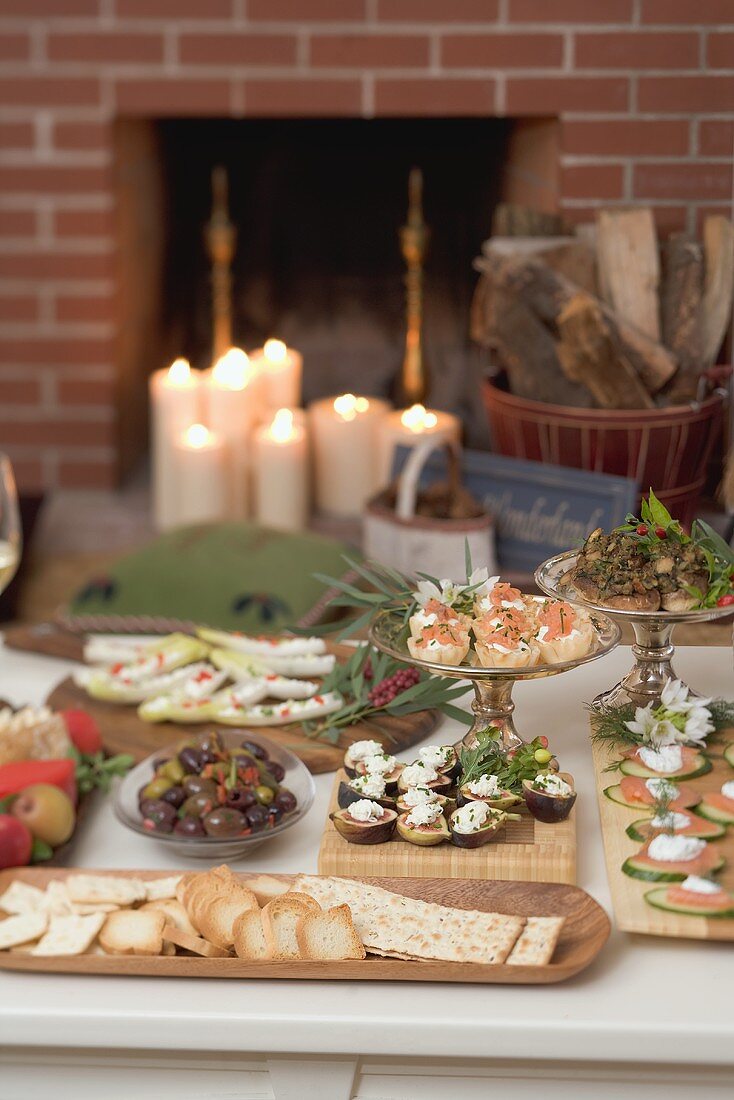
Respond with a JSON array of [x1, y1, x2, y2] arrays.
[[0, 324, 114, 338], [5, 18, 704, 32], [0, 407, 114, 421], [560, 154, 734, 164], [5, 61, 732, 76]]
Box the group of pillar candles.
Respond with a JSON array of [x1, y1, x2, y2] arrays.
[[150, 339, 460, 532]]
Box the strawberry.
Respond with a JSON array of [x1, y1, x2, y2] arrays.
[[61, 709, 103, 755]]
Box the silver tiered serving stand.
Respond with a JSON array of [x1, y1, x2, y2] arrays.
[[368, 603, 620, 755], [535, 549, 734, 710]]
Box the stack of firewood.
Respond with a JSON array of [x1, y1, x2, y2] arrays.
[[472, 205, 734, 411]]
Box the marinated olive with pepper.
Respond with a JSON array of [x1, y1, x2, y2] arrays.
[[136, 731, 299, 837]]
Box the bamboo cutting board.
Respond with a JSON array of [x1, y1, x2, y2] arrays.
[[46, 640, 440, 775], [590, 727, 734, 941], [0, 867, 609, 984], [318, 771, 576, 884]]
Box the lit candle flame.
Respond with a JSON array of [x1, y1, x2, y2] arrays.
[[263, 338, 288, 366], [167, 358, 192, 386], [400, 403, 438, 432], [212, 347, 254, 390], [183, 423, 215, 449], [333, 393, 370, 422], [269, 408, 295, 443]]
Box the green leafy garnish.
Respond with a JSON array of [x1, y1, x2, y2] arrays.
[[70, 747, 134, 795]]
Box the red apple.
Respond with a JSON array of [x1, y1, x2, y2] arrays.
[[0, 814, 32, 869]]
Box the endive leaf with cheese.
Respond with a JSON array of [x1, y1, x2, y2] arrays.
[[196, 627, 326, 658]]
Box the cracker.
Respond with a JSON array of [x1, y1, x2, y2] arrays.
[[506, 916, 564, 966], [65, 874, 147, 907], [32, 913, 105, 956], [144, 875, 182, 902], [0, 880, 46, 915], [0, 911, 48, 950]]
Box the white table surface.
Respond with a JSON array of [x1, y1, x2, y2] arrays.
[[1, 642, 732, 1070]]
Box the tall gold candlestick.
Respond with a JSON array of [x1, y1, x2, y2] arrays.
[[204, 165, 237, 365], [398, 167, 430, 406]]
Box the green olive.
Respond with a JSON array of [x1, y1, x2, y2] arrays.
[[254, 784, 274, 806], [160, 758, 185, 783], [534, 748, 553, 765], [142, 777, 173, 800]]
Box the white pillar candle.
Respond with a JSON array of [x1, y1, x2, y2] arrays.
[[309, 393, 391, 517], [250, 338, 303, 412], [149, 358, 202, 531], [205, 347, 259, 519], [173, 423, 228, 526], [253, 408, 309, 532], [378, 403, 461, 482]]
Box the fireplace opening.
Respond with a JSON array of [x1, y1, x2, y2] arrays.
[[113, 115, 560, 479]]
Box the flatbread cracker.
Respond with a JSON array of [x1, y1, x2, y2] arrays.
[[506, 916, 564, 966], [293, 876, 524, 965], [144, 876, 182, 902], [66, 874, 147, 907], [0, 880, 46, 915], [0, 911, 48, 949], [32, 912, 105, 956]]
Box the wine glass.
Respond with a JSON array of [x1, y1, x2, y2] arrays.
[[0, 455, 21, 600]]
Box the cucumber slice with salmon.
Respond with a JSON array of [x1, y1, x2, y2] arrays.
[[724, 743, 734, 769], [622, 843, 724, 883], [625, 812, 726, 843], [604, 776, 699, 812], [645, 885, 734, 919], [696, 792, 734, 826], [619, 747, 711, 782]]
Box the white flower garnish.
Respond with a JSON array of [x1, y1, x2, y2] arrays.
[[624, 680, 714, 748]]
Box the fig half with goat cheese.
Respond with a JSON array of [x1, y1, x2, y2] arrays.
[[416, 744, 460, 781], [523, 772, 576, 823], [395, 785, 450, 816], [396, 760, 452, 796], [337, 773, 396, 813], [456, 772, 522, 811], [330, 799, 397, 844], [395, 802, 450, 846], [449, 802, 520, 848], [343, 739, 385, 779], [354, 753, 404, 793]]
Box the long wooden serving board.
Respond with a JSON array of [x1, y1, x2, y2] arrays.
[[46, 641, 439, 775], [590, 726, 734, 941], [318, 771, 576, 884], [0, 867, 608, 984]]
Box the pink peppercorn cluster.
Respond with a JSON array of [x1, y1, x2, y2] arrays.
[[367, 666, 420, 708]]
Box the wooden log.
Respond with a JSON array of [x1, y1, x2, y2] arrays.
[[474, 254, 677, 393], [701, 215, 734, 369], [557, 296, 655, 410], [491, 203, 569, 238], [482, 236, 597, 295], [596, 208, 662, 343], [661, 232, 704, 404]]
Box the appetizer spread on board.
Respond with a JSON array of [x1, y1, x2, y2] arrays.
[[591, 681, 734, 938], [0, 866, 611, 984]]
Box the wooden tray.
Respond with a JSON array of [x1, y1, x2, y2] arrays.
[[318, 771, 576, 884], [590, 726, 734, 941], [0, 867, 609, 984], [46, 641, 439, 775]]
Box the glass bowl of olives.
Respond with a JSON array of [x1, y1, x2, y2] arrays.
[[113, 729, 315, 859]]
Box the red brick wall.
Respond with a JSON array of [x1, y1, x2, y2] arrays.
[[0, 1, 732, 491]]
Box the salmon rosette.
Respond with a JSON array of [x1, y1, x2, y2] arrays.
[[473, 581, 531, 618], [534, 599, 595, 664], [407, 620, 471, 666], [472, 607, 539, 669], [408, 598, 471, 641]]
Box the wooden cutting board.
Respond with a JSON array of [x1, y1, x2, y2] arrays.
[[590, 725, 734, 941], [46, 641, 440, 775], [0, 867, 609, 984], [318, 770, 576, 884]]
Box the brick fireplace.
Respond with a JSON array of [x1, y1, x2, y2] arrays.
[[0, 1, 732, 492]]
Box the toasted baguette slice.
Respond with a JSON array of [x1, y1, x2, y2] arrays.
[[162, 924, 230, 958], [296, 905, 366, 961], [262, 894, 321, 961], [99, 909, 166, 956], [142, 898, 198, 938], [184, 870, 238, 934], [232, 910, 269, 960], [197, 884, 259, 948], [245, 874, 290, 907], [175, 872, 198, 906]]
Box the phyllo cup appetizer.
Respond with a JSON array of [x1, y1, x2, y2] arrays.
[[408, 598, 470, 640], [330, 797, 398, 844], [534, 600, 595, 664], [407, 620, 470, 666], [473, 606, 538, 669]]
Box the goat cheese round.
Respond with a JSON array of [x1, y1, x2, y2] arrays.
[[405, 802, 444, 828], [348, 799, 385, 823], [721, 780, 734, 801], [363, 753, 397, 777], [534, 772, 572, 797], [401, 761, 438, 787], [638, 745, 684, 773], [680, 875, 722, 895], [346, 739, 383, 764], [350, 774, 386, 799], [647, 834, 706, 863], [402, 785, 439, 808], [651, 810, 690, 831], [418, 745, 452, 770], [466, 774, 501, 798], [452, 801, 491, 834], [645, 778, 679, 800]]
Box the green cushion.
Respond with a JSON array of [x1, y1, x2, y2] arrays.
[[68, 522, 357, 632]]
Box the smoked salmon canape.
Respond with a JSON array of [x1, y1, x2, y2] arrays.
[[645, 876, 734, 919], [408, 598, 471, 641], [406, 620, 471, 666], [533, 599, 596, 664], [472, 606, 539, 669], [473, 580, 527, 616]]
